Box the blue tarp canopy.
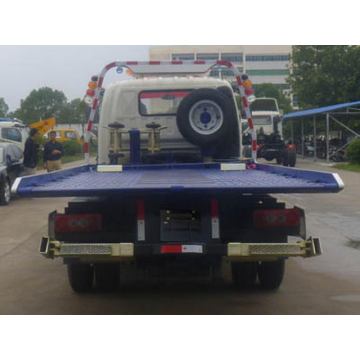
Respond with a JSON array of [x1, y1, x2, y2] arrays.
[[283, 100, 360, 120]]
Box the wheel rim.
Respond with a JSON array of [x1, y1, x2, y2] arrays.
[[4, 181, 10, 203], [188, 100, 224, 135]]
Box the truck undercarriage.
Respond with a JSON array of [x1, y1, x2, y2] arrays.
[[40, 192, 321, 292]]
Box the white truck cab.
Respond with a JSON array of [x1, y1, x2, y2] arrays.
[[98, 76, 238, 164], [249, 97, 282, 136]]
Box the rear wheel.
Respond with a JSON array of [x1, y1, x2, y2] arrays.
[[0, 178, 11, 205], [232, 262, 257, 289], [282, 151, 289, 166], [258, 259, 285, 290], [94, 264, 119, 292], [288, 150, 296, 167], [67, 263, 94, 293]]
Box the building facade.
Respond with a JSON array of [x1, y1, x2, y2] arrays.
[[149, 45, 291, 88]]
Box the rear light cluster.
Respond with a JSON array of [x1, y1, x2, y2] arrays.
[[287, 144, 296, 150], [253, 208, 301, 228], [54, 214, 102, 233], [160, 245, 203, 254]]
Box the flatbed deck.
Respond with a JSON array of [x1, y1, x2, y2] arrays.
[[12, 162, 344, 198]]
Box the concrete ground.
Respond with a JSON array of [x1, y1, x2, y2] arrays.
[[0, 159, 359, 314]]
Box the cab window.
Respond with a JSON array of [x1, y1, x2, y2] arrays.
[[1, 128, 22, 142], [139, 90, 191, 116]]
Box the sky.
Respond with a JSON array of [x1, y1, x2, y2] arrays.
[[0, 45, 150, 111]]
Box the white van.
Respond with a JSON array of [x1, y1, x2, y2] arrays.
[[0, 118, 29, 150]]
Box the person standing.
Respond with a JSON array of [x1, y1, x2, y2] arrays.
[[23, 128, 40, 175], [43, 131, 63, 172]]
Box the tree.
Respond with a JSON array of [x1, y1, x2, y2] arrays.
[[253, 83, 293, 113], [15, 87, 68, 124], [0, 97, 9, 117], [289, 45, 360, 108], [59, 98, 87, 125]]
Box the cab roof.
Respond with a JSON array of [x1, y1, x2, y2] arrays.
[[106, 76, 232, 92]]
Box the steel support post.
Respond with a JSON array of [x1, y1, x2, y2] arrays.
[[301, 118, 304, 158], [313, 116, 316, 161], [326, 113, 330, 162]]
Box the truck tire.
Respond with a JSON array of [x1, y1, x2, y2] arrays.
[[257, 259, 285, 290], [0, 178, 11, 205], [232, 262, 257, 289], [288, 150, 296, 167], [94, 264, 119, 292], [282, 151, 289, 166], [176, 88, 235, 147], [67, 263, 94, 293]]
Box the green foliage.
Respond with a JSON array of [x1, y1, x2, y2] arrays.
[[346, 139, 360, 164], [62, 140, 82, 156], [14, 87, 68, 124], [58, 98, 87, 125], [0, 97, 9, 117], [334, 163, 360, 173], [10, 86, 87, 125], [289, 45, 360, 108], [253, 84, 293, 113]]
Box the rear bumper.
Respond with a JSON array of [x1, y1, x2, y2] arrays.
[[40, 237, 321, 261]]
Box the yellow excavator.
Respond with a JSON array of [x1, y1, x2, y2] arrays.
[[29, 117, 56, 136]]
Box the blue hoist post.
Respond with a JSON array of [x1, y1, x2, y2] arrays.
[[129, 128, 141, 164]]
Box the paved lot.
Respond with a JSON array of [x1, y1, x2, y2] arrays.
[[0, 159, 359, 314]]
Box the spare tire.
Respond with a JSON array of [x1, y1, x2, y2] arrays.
[[176, 88, 235, 147]]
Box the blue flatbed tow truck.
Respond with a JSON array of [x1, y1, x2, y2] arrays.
[[12, 61, 344, 293]]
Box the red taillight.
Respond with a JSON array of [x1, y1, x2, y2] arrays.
[[86, 89, 95, 97], [253, 208, 301, 228], [54, 214, 102, 233], [160, 245, 203, 254], [287, 144, 296, 150], [160, 245, 182, 254]]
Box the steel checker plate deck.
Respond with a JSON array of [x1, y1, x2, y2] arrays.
[[13, 163, 344, 197]]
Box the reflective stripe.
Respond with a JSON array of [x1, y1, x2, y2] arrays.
[[11, 177, 22, 194], [137, 220, 145, 241], [211, 198, 220, 239], [182, 245, 203, 253], [160, 244, 203, 254], [137, 200, 145, 241]]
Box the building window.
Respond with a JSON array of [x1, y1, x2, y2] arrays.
[[246, 54, 290, 62], [220, 53, 243, 63], [197, 53, 219, 60], [171, 53, 195, 61], [209, 68, 236, 77], [246, 69, 289, 76]]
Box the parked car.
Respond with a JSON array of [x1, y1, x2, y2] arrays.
[[0, 143, 24, 205], [0, 118, 29, 151]]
